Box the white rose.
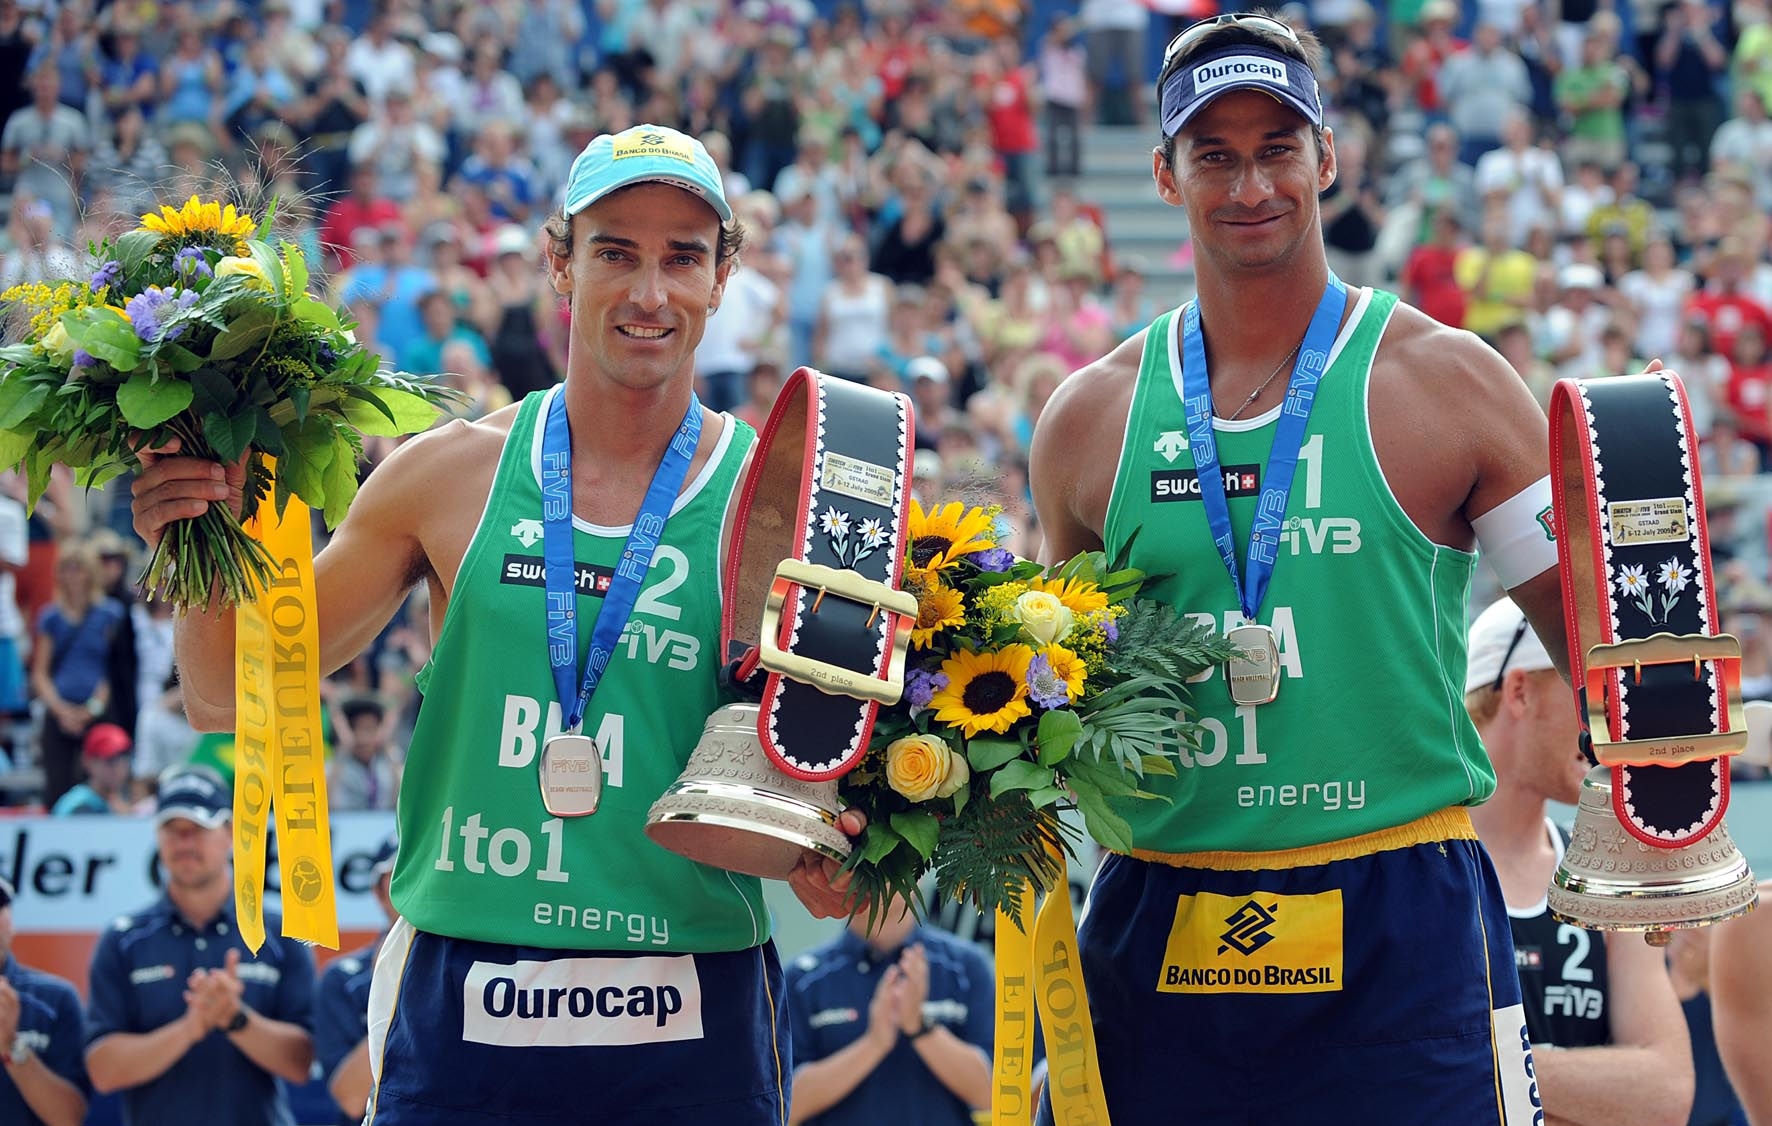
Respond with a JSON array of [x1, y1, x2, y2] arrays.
[[1013, 591, 1075, 647]]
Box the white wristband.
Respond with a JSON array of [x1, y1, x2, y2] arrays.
[[1472, 475, 1558, 589]]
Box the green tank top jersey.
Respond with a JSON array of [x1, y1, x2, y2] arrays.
[[1103, 287, 1495, 854], [391, 387, 769, 952]]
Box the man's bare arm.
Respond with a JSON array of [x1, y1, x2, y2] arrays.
[[139, 418, 496, 730], [1712, 882, 1772, 1126], [1534, 931, 1694, 1126]]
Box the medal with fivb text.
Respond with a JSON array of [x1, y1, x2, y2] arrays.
[[537, 389, 702, 817], [540, 733, 603, 817], [1225, 623, 1281, 707], [1178, 275, 1348, 707]]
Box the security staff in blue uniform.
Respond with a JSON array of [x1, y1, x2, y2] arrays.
[[84, 767, 317, 1126], [786, 896, 993, 1126], [314, 833, 397, 1125], [1465, 599, 1694, 1126], [0, 876, 88, 1126]]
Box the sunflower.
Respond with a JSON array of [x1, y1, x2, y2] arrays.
[[1029, 574, 1110, 615], [911, 582, 966, 648], [1038, 644, 1089, 704], [931, 644, 1034, 737], [908, 500, 998, 571], [140, 196, 259, 242]]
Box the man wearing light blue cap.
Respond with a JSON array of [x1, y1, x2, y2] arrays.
[[127, 122, 868, 1125]]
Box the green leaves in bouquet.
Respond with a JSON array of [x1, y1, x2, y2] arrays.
[[933, 790, 1069, 932]]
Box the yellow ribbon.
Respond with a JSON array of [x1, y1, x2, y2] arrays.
[[992, 855, 1112, 1125], [233, 464, 337, 952], [992, 882, 1037, 1125]]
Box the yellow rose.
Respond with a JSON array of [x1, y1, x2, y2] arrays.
[[215, 255, 273, 289], [1013, 590, 1075, 647], [885, 733, 968, 801], [41, 321, 74, 360]]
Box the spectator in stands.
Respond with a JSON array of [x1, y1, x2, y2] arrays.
[[313, 834, 398, 1126], [155, 22, 224, 131], [817, 232, 894, 382], [347, 87, 444, 204], [1618, 234, 1696, 361], [785, 894, 993, 1126], [400, 288, 490, 378], [481, 224, 561, 401], [1400, 0, 1464, 123], [0, 876, 88, 1126], [27, 3, 98, 113], [338, 225, 436, 367], [327, 694, 400, 813], [49, 722, 132, 816], [96, 18, 158, 123], [1659, 0, 1730, 186], [132, 670, 196, 802], [871, 146, 946, 285], [29, 539, 122, 810], [1725, 318, 1772, 468], [1457, 204, 1541, 342], [1585, 162, 1654, 265], [1475, 107, 1564, 249], [1463, 599, 1695, 1126], [320, 162, 402, 270], [89, 105, 163, 218], [1439, 19, 1534, 167], [344, 5, 415, 107], [1402, 207, 1470, 329], [290, 27, 369, 202], [1386, 122, 1478, 246], [85, 769, 315, 1126], [1, 67, 88, 238], [1687, 235, 1772, 361], [222, 37, 297, 147], [1558, 19, 1635, 173], [0, 2, 40, 132], [1037, 15, 1087, 180], [438, 338, 513, 422]]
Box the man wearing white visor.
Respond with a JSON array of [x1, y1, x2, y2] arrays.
[[1030, 10, 1571, 1124]]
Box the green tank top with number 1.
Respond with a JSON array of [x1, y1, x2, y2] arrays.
[[1103, 287, 1495, 854], [391, 386, 769, 951]]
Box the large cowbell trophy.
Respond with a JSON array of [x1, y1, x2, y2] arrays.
[[1548, 374, 1759, 944], [645, 369, 917, 878]]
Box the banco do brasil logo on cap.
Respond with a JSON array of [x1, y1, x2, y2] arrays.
[[1218, 900, 1279, 955], [612, 128, 695, 165]]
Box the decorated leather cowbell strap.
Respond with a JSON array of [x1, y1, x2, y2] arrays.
[[1549, 373, 1746, 848], [724, 367, 918, 780]]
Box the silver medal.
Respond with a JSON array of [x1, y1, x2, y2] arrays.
[[540, 733, 604, 817], [1225, 623, 1281, 707]]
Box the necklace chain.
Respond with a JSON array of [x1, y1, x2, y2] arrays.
[[1225, 341, 1302, 421]]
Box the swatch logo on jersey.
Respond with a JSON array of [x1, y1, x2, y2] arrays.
[[1157, 890, 1343, 993]]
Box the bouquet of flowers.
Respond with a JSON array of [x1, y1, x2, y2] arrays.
[[0, 196, 454, 608], [839, 500, 1238, 927]]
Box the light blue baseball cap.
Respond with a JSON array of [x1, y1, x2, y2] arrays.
[[562, 124, 732, 224]]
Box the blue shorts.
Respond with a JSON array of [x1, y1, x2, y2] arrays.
[[366, 919, 789, 1125], [1038, 810, 1541, 1126]]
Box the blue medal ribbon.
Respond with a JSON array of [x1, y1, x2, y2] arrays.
[[1179, 276, 1347, 622], [541, 389, 702, 733]]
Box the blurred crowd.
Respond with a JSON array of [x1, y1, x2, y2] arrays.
[[0, 0, 1767, 859], [0, 1, 1770, 1125]]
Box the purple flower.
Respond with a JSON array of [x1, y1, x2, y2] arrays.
[[172, 247, 212, 280], [965, 547, 1016, 572], [905, 667, 949, 711], [72, 349, 96, 368], [316, 340, 338, 366], [125, 288, 169, 340], [1101, 619, 1118, 644], [124, 287, 199, 342], [1026, 653, 1069, 709], [88, 260, 121, 294]]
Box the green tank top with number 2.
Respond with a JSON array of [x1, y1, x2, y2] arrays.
[[391, 386, 768, 951]]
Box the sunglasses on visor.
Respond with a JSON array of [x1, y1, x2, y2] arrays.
[[1164, 12, 1302, 65]]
